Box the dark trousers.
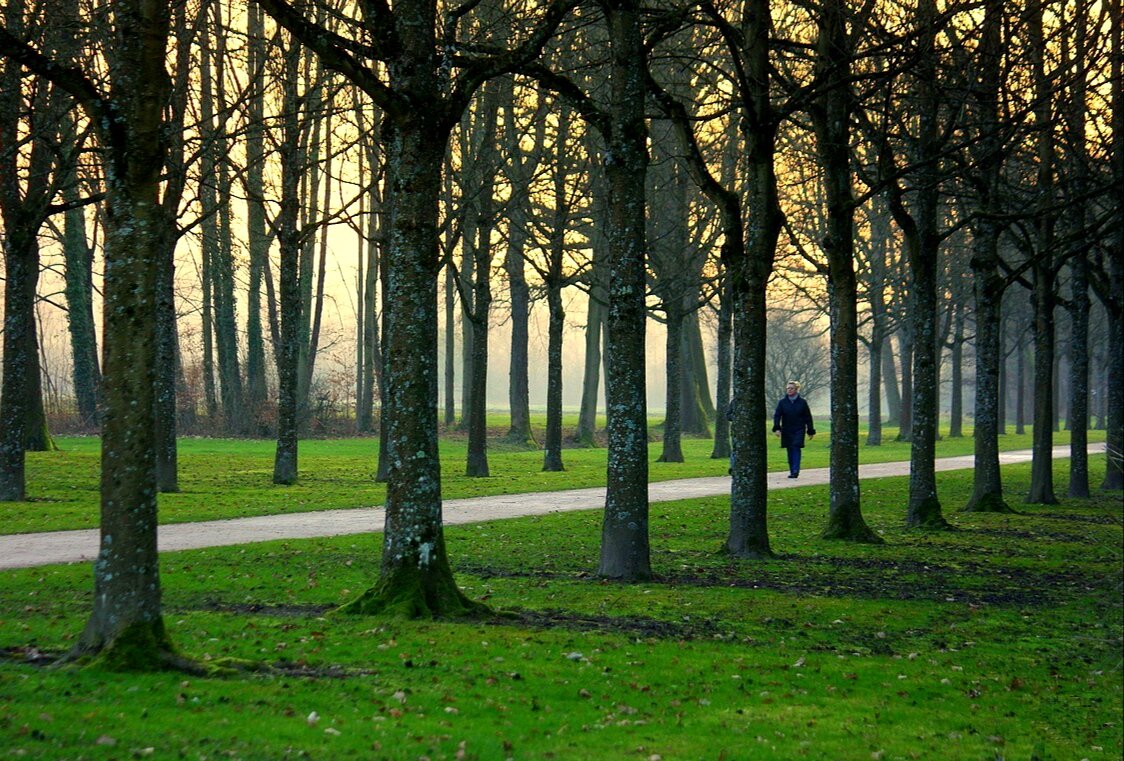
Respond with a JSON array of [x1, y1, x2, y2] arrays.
[[786, 447, 802, 475]]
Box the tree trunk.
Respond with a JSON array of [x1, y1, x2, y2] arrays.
[[896, 329, 913, 440], [444, 257, 457, 426], [895, 0, 948, 529], [1065, 2, 1091, 498], [505, 196, 534, 446], [711, 276, 732, 459], [598, 1, 651, 581], [543, 281, 565, 471], [504, 97, 536, 446], [1103, 0, 1123, 490], [882, 334, 902, 426], [1026, 0, 1058, 505], [948, 306, 965, 438], [963, 0, 1009, 511], [813, 0, 880, 543], [659, 307, 685, 463], [62, 184, 102, 429], [682, 313, 715, 434], [0, 229, 37, 501], [273, 45, 302, 485], [1016, 328, 1027, 433], [866, 336, 883, 446], [66, 0, 179, 668], [244, 1, 269, 431], [725, 0, 777, 559]]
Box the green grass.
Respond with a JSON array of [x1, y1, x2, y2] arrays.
[[2, 423, 1106, 533], [1, 458, 1120, 760]]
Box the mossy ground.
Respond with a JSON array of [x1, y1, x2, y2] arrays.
[[1, 423, 1105, 533], [1, 458, 1120, 760]]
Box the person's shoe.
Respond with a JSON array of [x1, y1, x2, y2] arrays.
[[788, 473, 797, 479]]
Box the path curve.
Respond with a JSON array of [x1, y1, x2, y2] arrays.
[[0, 445, 1099, 569]]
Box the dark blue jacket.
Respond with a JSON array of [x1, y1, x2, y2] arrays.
[[773, 395, 815, 448]]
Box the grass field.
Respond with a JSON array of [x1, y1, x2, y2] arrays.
[[1, 424, 1107, 534], [1, 456, 1120, 760]]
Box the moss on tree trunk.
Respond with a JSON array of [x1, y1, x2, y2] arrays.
[[821, 505, 884, 543], [961, 491, 1013, 513]]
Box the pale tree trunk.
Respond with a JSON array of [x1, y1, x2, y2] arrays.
[[503, 96, 540, 446], [682, 314, 715, 434], [882, 334, 902, 426], [576, 159, 608, 448], [356, 110, 383, 434], [896, 328, 913, 440], [865, 196, 891, 446], [711, 276, 732, 459], [444, 244, 457, 426]]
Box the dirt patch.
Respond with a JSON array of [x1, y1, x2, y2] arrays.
[[489, 608, 723, 641], [456, 558, 1104, 608], [174, 601, 336, 617], [1036, 512, 1121, 526]]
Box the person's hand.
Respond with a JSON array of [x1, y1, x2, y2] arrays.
[[808, 434, 815, 441], [773, 430, 781, 438]]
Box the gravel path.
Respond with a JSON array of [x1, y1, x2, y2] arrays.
[[0, 445, 1096, 569]]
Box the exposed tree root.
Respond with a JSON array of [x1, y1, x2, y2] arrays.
[[821, 506, 885, 544], [962, 492, 1014, 513], [338, 566, 489, 619]]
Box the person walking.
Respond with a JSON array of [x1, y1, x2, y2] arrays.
[[773, 381, 815, 478]]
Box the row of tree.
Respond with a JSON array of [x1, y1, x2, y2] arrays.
[[0, 0, 1119, 668]]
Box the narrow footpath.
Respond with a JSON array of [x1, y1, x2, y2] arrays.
[[0, 445, 1098, 570]]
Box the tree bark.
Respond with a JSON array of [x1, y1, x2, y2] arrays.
[[1026, 0, 1058, 505], [62, 182, 102, 429], [1102, 0, 1123, 490], [598, 0, 651, 580], [711, 276, 732, 459], [273, 43, 303, 486], [893, 0, 949, 528], [963, 0, 1010, 511], [243, 1, 269, 431], [813, 0, 880, 543]]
